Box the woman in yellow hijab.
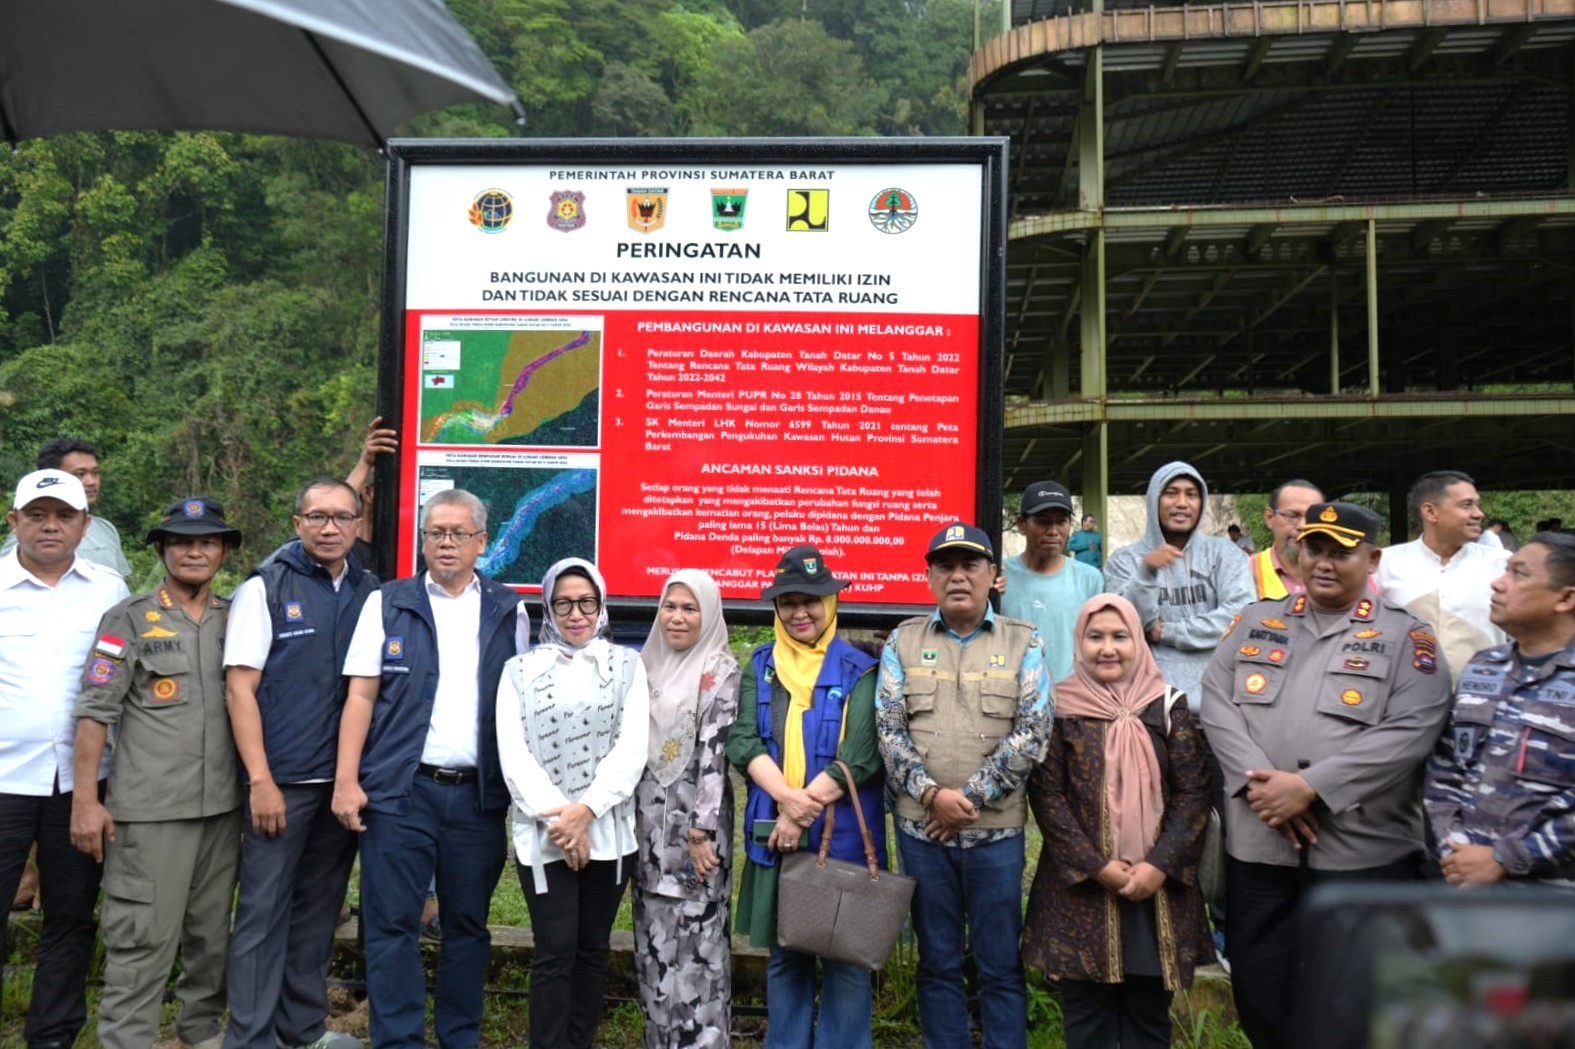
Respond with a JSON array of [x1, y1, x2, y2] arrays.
[[725, 544, 885, 1049]]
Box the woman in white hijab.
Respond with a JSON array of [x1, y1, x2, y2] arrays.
[[632, 569, 741, 1049], [496, 558, 649, 1049]]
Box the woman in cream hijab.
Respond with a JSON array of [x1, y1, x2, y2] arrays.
[[496, 557, 648, 1049], [632, 570, 741, 1048], [1023, 594, 1214, 1048], [724, 545, 886, 1049]]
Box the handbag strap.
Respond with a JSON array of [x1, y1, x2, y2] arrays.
[[817, 758, 880, 879]]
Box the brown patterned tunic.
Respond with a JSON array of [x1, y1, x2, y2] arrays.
[[1023, 690, 1216, 991]]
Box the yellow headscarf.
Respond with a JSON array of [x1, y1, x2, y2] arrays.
[[774, 594, 842, 788]]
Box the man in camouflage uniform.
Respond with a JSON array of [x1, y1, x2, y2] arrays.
[[1425, 530, 1575, 885], [1200, 502, 1454, 1049], [71, 499, 243, 1049]]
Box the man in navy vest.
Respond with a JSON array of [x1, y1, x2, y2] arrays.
[[333, 488, 529, 1049], [221, 476, 380, 1049]]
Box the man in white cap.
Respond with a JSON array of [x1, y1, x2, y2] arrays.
[[0, 469, 129, 1049]]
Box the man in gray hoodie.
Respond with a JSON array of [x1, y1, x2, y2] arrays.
[[1104, 461, 1255, 712]]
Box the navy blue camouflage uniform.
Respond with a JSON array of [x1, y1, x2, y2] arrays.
[[1424, 640, 1575, 881]]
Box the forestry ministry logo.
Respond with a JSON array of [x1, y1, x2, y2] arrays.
[[627, 188, 668, 233], [469, 188, 513, 233], [868, 187, 918, 234]]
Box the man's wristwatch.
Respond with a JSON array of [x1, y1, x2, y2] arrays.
[[687, 829, 714, 845]]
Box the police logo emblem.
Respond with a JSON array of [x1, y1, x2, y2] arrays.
[[787, 189, 830, 232], [868, 188, 918, 234], [1245, 673, 1268, 694], [1240, 645, 1262, 656], [627, 188, 668, 233], [87, 657, 117, 687], [547, 190, 586, 232], [285, 602, 304, 623], [711, 189, 748, 231], [469, 188, 513, 233], [184, 499, 205, 518], [1341, 689, 1363, 705], [385, 637, 405, 660], [1319, 506, 1339, 523], [1261, 618, 1289, 630], [151, 677, 180, 704]]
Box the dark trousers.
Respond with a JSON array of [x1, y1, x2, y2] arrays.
[[1060, 976, 1172, 1049], [520, 856, 632, 1049], [223, 784, 358, 1049], [0, 783, 104, 1048], [1227, 854, 1419, 1049], [359, 776, 506, 1049]]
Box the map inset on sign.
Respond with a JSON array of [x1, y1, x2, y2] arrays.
[[419, 322, 601, 447]]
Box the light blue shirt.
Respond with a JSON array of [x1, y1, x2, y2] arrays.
[[1000, 554, 1104, 683]]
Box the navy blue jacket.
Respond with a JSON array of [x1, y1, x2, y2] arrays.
[[252, 541, 380, 783], [358, 572, 519, 815]]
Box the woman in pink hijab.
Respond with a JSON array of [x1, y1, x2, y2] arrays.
[[1023, 594, 1214, 1047]]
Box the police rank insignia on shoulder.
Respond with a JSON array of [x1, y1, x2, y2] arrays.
[[1354, 628, 1382, 639], [1290, 595, 1308, 615], [385, 637, 404, 660], [1261, 618, 1289, 630], [1353, 598, 1374, 620], [86, 657, 117, 687], [285, 602, 304, 623], [150, 677, 181, 704], [157, 588, 175, 609]]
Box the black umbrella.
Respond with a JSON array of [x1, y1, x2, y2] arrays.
[[0, 0, 524, 148]]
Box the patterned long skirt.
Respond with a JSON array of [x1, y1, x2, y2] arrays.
[[632, 889, 733, 1048]]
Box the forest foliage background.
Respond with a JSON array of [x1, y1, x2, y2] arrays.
[[0, 0, 975, 571]]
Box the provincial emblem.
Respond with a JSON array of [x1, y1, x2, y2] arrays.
[[1319, 506, 1339, 523], [1354, 629, 1382, 639], [1261, 618, 1289, 630], [1244, 673, 1268, 695], [1341, 689, 1363, 706], [1268, 649, 1286, 663], [921, 649, 939, 666], [469, 188, 513, 233], [1413, 650, 1438, 674], [285, 602, 305, 623], [786, 188, 830, 232], [151, 677, 181, 704], [626, 187, 668, 233], [711, 189, 747, 231], [868, 188, 918, 234], [804, 558, 819, 575], [1240, 645, 1262, 656], [547, 190, 586, 232], [1354, 599, 1374, 620]]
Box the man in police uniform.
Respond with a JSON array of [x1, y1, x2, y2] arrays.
[[1200, 502, 1453, 1049], [1425, 530, 1575, 886], [877, 521, 1052, 1049], [223, 477, 377, 1049], [70, 498, 243, 1049]]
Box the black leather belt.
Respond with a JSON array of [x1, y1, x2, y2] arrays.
[[417, 763, 477, 785]]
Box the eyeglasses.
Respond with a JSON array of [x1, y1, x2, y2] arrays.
[[551, 596, 601, 617], [1269, 509, 1306, 525], [299, 512, 360, 528], [421, 529, 481, 544]]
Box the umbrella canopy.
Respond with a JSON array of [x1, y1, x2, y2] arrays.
[[0, 0, 524, 148]]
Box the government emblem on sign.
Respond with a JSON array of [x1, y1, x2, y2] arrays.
[[786, 189, 830, 232], [548, 190, 586, 232], [711, 189, 747, 231], [868, 187, 917, 234], [469, 188, 513, 233], [627, 188, 667, 233]]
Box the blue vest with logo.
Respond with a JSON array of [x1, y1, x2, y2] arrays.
[[743, 638, 885, 868], [358, 573, 519, 815], [251, 540, 380, 783]]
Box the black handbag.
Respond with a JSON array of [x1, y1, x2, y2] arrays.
[[776, 760, 917, 971]]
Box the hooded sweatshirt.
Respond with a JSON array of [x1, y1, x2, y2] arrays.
[[1104, 461, 1255, 711]]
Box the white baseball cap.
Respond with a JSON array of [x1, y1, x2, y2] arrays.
[[12, 469, 89, 512]]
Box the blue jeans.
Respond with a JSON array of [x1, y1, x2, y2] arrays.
[[765, 945, 872, 1049], [897, 832, 1027, 1049]]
